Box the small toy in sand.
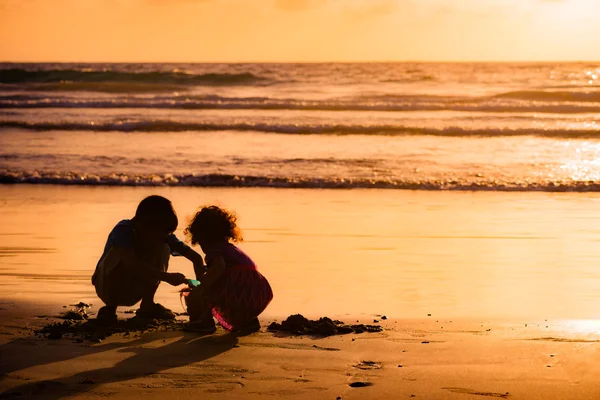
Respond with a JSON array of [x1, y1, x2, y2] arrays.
[[186, 279, 201, 288]]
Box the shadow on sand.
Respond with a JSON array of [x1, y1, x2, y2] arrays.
[[0, 328, 239, 398]]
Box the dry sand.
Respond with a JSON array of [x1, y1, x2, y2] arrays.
[[1, 302, 600, 399]]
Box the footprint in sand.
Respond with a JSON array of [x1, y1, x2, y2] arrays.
[[352, 360, 382, 370], [349, 381, 373, 388], [346, 360, 381, 389]]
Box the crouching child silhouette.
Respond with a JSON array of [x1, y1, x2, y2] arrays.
[[184, 206, 273, 334], [92, 195, 204, 322]]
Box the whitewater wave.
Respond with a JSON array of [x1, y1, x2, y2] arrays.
[[0, 68, 269, 86], [2, 93, 600, 113], [2, 120, 599, 137], [496, 90, 600, 103], [2, 171, 600, 192]]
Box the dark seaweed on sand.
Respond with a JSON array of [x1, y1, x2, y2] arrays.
[[36, 303, 191, 341], [267, 314, 382, 336], [37, 316, 185, 341], [56, 303, 91, 321]]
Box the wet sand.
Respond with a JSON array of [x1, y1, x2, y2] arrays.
[[1, 185, 600, 398], [2, 185, 600, 319]]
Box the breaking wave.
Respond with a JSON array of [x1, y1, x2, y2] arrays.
[[496, 90, 600, 103], [2, 120, 599, 137], [2, 93, 600, 113], [0, 68, 269, 86], [2, 171, 600, 192]]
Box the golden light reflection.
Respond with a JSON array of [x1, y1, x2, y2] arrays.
[[560, 141, 600, 181], [560, 320, 600, 337]]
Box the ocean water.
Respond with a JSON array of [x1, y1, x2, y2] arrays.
[[1, 62, 600, 190]]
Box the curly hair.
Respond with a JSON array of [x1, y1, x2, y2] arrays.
[[185, 206, 242, 245]]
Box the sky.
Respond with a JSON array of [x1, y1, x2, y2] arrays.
[[0, 0, 599, 62]]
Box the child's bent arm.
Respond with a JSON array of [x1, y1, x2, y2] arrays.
[[166, 234, 205, 268], [196, 254, 226, 294], [181, 246, 205, 268]]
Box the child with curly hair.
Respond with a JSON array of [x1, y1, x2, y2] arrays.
[[184, 206, 273, 333]]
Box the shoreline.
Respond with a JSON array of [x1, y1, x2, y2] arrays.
[[4, 181, 600, 193]]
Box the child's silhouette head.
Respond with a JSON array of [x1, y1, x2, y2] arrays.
[[133, 195, 178, 243], [186, 206, 242, 249]]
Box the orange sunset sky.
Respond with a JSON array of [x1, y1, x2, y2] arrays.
[[1, 0, 599, 62]]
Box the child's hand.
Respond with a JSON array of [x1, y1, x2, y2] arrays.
[[193, 260, 207, 279], [164, 272, 187, 286]]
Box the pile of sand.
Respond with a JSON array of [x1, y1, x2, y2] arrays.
[[267, 314, 382, 336]]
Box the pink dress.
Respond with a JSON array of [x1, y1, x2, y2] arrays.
[[202, 243, 273, 331]]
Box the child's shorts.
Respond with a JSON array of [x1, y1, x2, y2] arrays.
[[92, 245, 169, 306]]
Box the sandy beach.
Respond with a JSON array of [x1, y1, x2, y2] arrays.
[[2, 301, 600, 399], [2, 185, 600, 398]]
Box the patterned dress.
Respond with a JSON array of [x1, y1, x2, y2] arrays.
[[196, 242, 273, 331]]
